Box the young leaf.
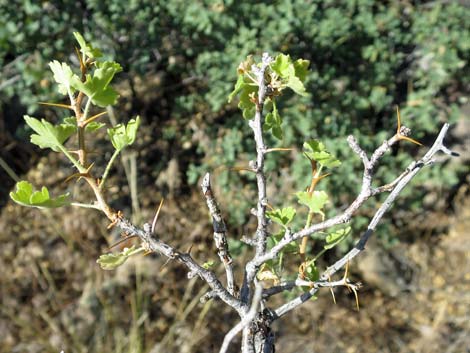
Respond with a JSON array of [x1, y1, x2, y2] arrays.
[[10, 181, 71, 209], [324, 226, 351, 250], [96, 246, 144, 270], [86, 121, 107, 132], [293, 58, 310, 82], [304, 260, 319, 282], [24, 116, 76, 152], [271, 54, 293, 78], [202, 260, 215, 269], [49, 60, 78, 95], [303, 139, 341, 169], [62, 117, 105, 132], [287, 75, 308, 97], [266, 206, 296, 227], [296, 190, 328, 215], [73, 32, 102, 59], [263, 100, 283, 139], [71, 61, 122, 107], [228, 74, 245, 103], [108, 116, 140, 151], [268, 231, 298, 253], [270, 54, 309, 96]]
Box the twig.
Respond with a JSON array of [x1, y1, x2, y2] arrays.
[[272, 123, 456, 319], [201, 173, 236, 296], [220, 284, 263, 353]]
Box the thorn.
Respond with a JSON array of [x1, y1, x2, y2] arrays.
[[328, 275, 336, 304], [38, 102, 73, 110], [83, 111, 107, 126], [265, 147, 295, 153], [186, 244, 194, 254], [395, 106, 422, 146], [343, 260, 350, 282], [308, 172, 331, 193], [107, 210, 123, 229], [228, 166, 256, 173], [75, 46, 85, 73], [351, 285, 360, 311], [151, 198, 164, 234], [159, 257, 172, 272], [107, 235, 137, 250]]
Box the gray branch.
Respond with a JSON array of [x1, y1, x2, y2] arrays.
[[201, 172, 236, 296], [272, 123, 455, 319], [240, 53, 273, 303], [115, 217, 247, 316]]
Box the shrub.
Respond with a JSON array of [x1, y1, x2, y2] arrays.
[[9, 32, 458, 353]]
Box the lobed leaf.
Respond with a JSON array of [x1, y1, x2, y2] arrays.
[[303, 139, 341, 169], [24, 115, 76, 152], [96, 245, 143, 270], [73, 31, 102, 59], [108, 116, 140, 151], [49, 60, 78, 95], [324, 226, 351, 250], [71, 61, 122, 107], [296, 190, 328, 215], [266, 206, 296, 227], [10, 181, 71, 209], [263, 100, 283, 139], [267, 231, 298, 253], [303, 260, 320, 282]]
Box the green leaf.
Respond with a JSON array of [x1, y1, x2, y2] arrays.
[[49, 60, 78, 95], [73, 31, 102, 59], [303, 139, 341, 169], [266, 206, 296, 227], [86, 121, 107, 132], [263, 100, 283, 139], [287, 75, 308, 96], [62, 117, 105, 132], [10, 181, 71, 209], [304, 260, 319, 282], [267, 231, 298, 253], [96, 245, 144, 270], [271, 54, 293, 78], [24, 115, 76, 152], [202, 260, 215, 269], [296, 190, 328, 215], [108, 116, 140, 151], [228, 74, 245, 103], [293, 59, 310, 82], [270, 54, 309, 96], [238, 85, 257, 120], [324, 226, 351, 250], [71, 61, 122, 107]]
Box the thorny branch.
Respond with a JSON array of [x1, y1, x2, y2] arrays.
[[201, 173, 236, 296], [240, 53, 273, 304], [271, 123, 456, 319], [115, 217, 247, 316]]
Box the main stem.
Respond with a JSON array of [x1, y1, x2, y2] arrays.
[[241, 53, 274, 353]]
